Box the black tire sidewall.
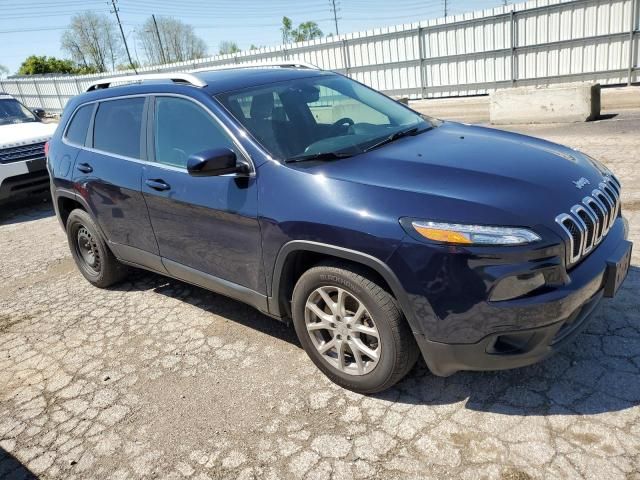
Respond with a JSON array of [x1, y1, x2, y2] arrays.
[[66, 210, 111, 285], [292, 267, 402, 393]]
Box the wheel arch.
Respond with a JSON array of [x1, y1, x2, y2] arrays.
[[55, 190, 89, 227], [53, 190, 109, 240], [269, 240, 420, 334]]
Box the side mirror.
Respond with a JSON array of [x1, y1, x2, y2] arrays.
[[32, 108, 46, 119], [187, 148, 249, 177]]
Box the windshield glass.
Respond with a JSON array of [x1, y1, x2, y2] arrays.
[[216, 74, 436, 161], [0, 97, 38, 126]]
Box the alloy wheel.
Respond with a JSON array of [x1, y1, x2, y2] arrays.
[[304, 286, 381, 375]]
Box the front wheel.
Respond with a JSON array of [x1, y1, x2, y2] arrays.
[[291, 262, 419, 393]]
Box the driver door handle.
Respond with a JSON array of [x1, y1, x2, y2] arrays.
[[76, 162, 93, 173], [145, 178, 171, 191]]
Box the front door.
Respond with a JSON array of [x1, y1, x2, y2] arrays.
[[141, 95, 263, 293]]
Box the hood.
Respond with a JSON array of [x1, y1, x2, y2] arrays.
[[295, 122, 610, 228], [0, 121, 58, 149]]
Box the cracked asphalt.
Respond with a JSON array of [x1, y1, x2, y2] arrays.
[[1, 111, 639, 480]]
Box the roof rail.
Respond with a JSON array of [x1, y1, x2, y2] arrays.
[[85, 73, 207, 92], [190, 61, 320, 74]]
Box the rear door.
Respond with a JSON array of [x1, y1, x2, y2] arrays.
[[141, 95, 262, 293], [72, 96, 160, 261]]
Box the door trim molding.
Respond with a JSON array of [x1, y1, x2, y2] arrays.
[[109, 241, 168, 274], [162, 258, 270, 315]]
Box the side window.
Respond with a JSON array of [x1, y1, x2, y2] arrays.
[[64, 104, 93, 146], [154, 97, 235, 169], [93, 97, 145, 159]]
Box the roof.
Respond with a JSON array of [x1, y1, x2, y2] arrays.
[[196, 67, 331, 95]]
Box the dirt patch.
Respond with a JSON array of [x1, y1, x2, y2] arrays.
[[45, 257, 76, 277], [0, 313, 34, 332], [0, 257, 75, 301], [501, 468, 534, 480], [569, 432, 601, 445], [133, 370, 277, 449]]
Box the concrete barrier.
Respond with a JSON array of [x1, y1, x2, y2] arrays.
[[489, 83, 601, 124]]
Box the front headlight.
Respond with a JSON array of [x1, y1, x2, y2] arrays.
[[405, 220, 541, 246]]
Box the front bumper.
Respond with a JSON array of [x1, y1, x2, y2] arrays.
[[416, 289, 603, 376], [0, 159, 49, 202], [392, 217, 631, 376]]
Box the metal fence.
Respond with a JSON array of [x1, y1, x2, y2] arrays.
[[1, 0, 638, 114]]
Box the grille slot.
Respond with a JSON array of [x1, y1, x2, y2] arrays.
[[585, 198, 605, 240], [574, 208, 595, 252], [0, 141, 46, 164], [555, 174, 621, 267]]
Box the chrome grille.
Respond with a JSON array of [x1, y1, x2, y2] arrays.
[[0, 141, 46, 164], [555, 174, 621, 266]]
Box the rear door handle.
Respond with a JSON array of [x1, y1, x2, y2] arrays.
[[76, 162, 93, 173], [145, 178, 171, 191]]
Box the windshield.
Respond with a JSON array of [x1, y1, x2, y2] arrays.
[[216, 74, 436, 161], [0, 97, 38, 126]]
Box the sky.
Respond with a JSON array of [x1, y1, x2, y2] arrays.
[[0, 0, 512, 75]]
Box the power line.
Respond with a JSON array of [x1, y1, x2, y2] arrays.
[[110, 0, 137, 72], [330, 0, 339, 35], [151, 14, 167, 64]]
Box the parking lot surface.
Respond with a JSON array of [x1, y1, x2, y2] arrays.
[[1, 112, 639, 479]]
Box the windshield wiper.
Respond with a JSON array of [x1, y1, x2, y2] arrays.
[[363, 125, 431, 153], [285, 151, 354, 163]]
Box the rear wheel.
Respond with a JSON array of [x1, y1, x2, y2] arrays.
[[66, 209, 127, 288], [291, 262, 419, 393]]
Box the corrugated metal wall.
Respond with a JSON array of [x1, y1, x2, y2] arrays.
[[1, 0, 638, 114]]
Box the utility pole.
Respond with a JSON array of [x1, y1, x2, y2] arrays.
[[443, 0, 448, 17], [330, 0, 339, 36], [110, 0, 137, 73], [152, 14, 167, 64]]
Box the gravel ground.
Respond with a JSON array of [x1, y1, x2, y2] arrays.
[[1, 112, 639, 480]]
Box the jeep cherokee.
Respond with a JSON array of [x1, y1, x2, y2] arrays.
[[47, 64, 632, 393]]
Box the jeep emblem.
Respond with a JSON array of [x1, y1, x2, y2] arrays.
[[573, 177, 590, 189]]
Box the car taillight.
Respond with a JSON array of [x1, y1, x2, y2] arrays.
[[44, 141, 49, 157]]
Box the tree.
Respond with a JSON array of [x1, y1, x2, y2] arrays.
[[116, 61, 140, 71], [294, 22, 323, 42], [61, 12, 123, 72], [0, 64, 8, 78], [137, 17, 207, 65], [281, 17, 323, 43], [17, 55, 77, 75], [219, 41, 240, 55], [281, 16, 294, 43]]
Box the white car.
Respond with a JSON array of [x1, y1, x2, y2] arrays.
[[0, 93, 57, 202]]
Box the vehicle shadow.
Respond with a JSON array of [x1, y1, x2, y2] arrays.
[[0, 447, 38, 479], [0, 193, 53, 226], [111, 269, 299, 346], [112, 264, 639, 417]]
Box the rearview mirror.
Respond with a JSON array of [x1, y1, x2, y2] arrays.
[[32, 108, 46, 119], [187, 148, 249, 177]]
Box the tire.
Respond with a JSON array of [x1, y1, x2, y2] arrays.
[[66, 208, 128, 288], [291, 261, 419, 394]]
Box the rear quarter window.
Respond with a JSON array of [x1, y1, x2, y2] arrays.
[[93, 97, 145, 159], [64, 104, 94, 146]]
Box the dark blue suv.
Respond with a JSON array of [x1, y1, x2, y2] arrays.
[[48, 64, 632, 393]]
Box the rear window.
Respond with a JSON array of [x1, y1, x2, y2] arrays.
[[65, 104, 93, 146], [93, 97, 145, 159]]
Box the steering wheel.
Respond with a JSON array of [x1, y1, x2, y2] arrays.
[[331, 117, 355, 134]]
